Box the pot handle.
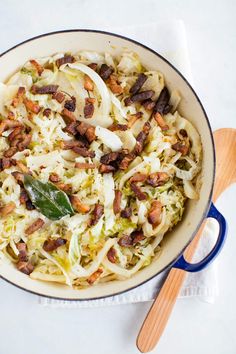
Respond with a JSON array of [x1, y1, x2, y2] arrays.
[[173, 203, 227, 272]]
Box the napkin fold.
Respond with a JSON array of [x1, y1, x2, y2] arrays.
[[39, 21, 218, 307]]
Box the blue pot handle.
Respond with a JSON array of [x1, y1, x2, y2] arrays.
[[173, 203, 227, 272]]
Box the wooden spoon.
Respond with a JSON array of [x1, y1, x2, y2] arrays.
[[137, 128, 236, 353]]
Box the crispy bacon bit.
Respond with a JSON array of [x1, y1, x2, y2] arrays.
[[0, 119, 23, 136], [147, 172, 169, 187], [43, 238, 67, 252], [0, 157, 12, 170], [148, 200, 162, 226], [49, 173, 61, 183], [31, 84, 58, 95], [124, 90, 154, 106], [30, 59, 44, 76], [70, 195, 90, 213], [154, 112, 169, 131], [130, 182, 147, 201], [16, 160, 30, 174], [100, 152, 119, 165], [26, 200, 36, 210], [134, 121, 151, 154], [99, 164, 116, 173], [64, 122, 79, 135], [127, 112, 143, 128], [23, 98, 40, 114], [179, 129, 188, 137], [60, 139, 84, 150], [130, 73, 147, 94], [19, 189, 29, 204], [113, 190, 122, 214], [90, 203, 104, 226], [61, 108, 76, 123], [43, 108, 52, 117], [153, 87, 170, 114], [8, 126, 24, 143], [172, 142, 189, 156], [52, 91, 65, 103], [76, 121, 96, 143], [108, 123, 128, 131], [118, 152, 136, 170], [75, 162, 96, 169], [120, 206, 132, 219], [16, 242, 28, 261], [84, 98, 95, 118], [142, 99, 156, 111], [17, 261, 34, 275], [107, 247, 116, 263], [4, 147, 17, 158], [72, 146, 95, 158], [88, 63, 98, 71], [130, 173, 147, 183], [85, 126, 96, 143], [87, 268, 103, 285], [107, 74, 123, 94], [99, 64, 114, 80], [84, 74, 94, 91], [12, 86, 26, 107], [17, 134, 32, 151], [56, 55, 75, 68], [56, 183, 72, 194], [64, 96, 76, 112], [25, 218, 45, 235], [0, 202, 16, 216], [118, 234, 133, 247], [11, 171, 24, 186], [131, 230, 145, 244]]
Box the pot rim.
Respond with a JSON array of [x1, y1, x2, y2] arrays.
[[0, 29, 215, 301]]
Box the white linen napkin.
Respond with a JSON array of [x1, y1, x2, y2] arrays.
[[39, 21, 218, 307]]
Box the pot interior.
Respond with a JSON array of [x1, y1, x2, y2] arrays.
[[0, 30, 214, 299]]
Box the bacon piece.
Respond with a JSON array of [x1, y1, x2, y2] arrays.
[[49, 173, 61, 183], [12, 87, 26, 108], [43, 108, 52, 117], [130, 73, 147, 94], [75, 162, 96, 169], [90, 203, 104, 226], [100, 152, 119, 165], [118, 152, 135, 170], [84, 98, 95, 118], [84, 74, 94, 91], [25, 218, 44, 235], [142, 99, 155, 111], [23, 98, 40, 114], [88, 63, 98, 71], [11, 171, 24, 186], [87, 268, 103, 285], [172, 142, 189, 156], [107, 247, 116, 263], [30, 59, 44, 76], [130, 182, 147, 201], [43, 238, 67, 252], [16, 242, 28, 261], [179, 129, 188, 137], [56, 183, 72, 194], [17, 261, 34, 275], [64, 122, 79, 135], [0, 157, 13, 170], [127, 112, 143, 128], [70, 195, 90, 213], [52, 91, 65, 103], [0, 119, 23, 136], [60, 139, 84, 150], [61, 108, 76, 123], [108, 123, 128, 131], [130, 173, 147, 183], [154, 112, 169, 131], [31, 85, 58, 94], [147, 172, 169, 187], [148, 200, 162, 226], [118, 234, 133, 247], [3, 147, 17, 158], [134, 121, 151, 154], [107, 74, 123, 94], [56, 55, 75, 68], [120, 206, 132, 219], [26, 200, 36, 210], [153, 87, 170, 114], [64, 96, 76, 112], [72, 146, 95, 158], [131, 230, 145, 244], [8, 126, 24, 142], [99, 164, 116, 173], [0, 202, 16, 216], [124, 90, 154, 106], [113, 190, 122, 215], [76, 121, 96, 143], [99, 64, 114, 80], [17, 134, 32, 151], [19, 189, 29, 204]]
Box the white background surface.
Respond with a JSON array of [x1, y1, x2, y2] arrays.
[[0, 1, 236, 353]]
